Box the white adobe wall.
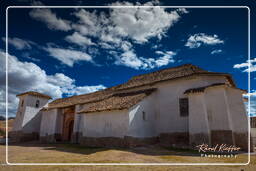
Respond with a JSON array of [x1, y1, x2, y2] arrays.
[[188, 92, 211, 144], [81, 110, 129, 138], [40, 109, 58, 136], [152, 75, 227, 134], [12, 96, 26, 131], [225, 87, 248, 133], [204, 87, 231, 131], [127, 93, 158, 137]]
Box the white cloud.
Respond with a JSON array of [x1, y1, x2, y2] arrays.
[[0, 51, 105, 116], [2, 37, 35, 50], [45, 47, 93, 67], [67, 85, 106, 96], [29, 9, 72, 31], [65, 32, 95, 46], [71, 2, 186, 69], [115, 48, 176, 70], [185, 33, 224, 48], [211, 49, 222, 55], [107, 2, 188, 44], [28, 2, 187, 70], [233, 58, 256, 72]]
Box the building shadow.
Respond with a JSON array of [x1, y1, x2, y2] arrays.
[[8, 141, 204, 157]]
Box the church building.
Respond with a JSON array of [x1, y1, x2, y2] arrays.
[[11, 64, 251, 150]]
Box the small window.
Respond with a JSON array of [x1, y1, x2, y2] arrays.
[[35, 100, 40, 108], [179, 98, 189, 117], [142, 111, 146, 121], [21, 100, 24, 107]]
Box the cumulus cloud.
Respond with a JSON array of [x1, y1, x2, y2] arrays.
[[115, 48, 176, 70], [70, 2, 186, 69], [2, 37, 35, 50], [45, 47, 93, 67], [72, 4, 187, 45], [233, 58, 256, 72], [29, 9, 72, 31], [185, 33, 224, 48], [65, 32, 95, 46], [0, 51, 105, 116], [28, 1, 187, 70], [211, 49, 222, 55]]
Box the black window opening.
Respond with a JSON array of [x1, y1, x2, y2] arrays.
[[142, 111, 146, 121], [21, 100, 24, 107], [35, 100, 40, 108], [179, 98, 189, 117]]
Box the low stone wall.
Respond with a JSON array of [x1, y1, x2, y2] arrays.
[[159, 132, 189, 149], [211, 130, 234, 146], [9, 131, 39, 142], [189, 133, 210, 148], [40, 133, 61, 143], [79, 136, 158, 148], [233, 132, 253, 152]]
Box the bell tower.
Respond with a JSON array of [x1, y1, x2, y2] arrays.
[[12, 91, 51, 134]]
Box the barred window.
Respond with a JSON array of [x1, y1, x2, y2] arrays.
[[179, 98, 189, 117]]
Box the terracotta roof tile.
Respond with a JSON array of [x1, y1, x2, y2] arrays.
[[77, 88, 156, 114]]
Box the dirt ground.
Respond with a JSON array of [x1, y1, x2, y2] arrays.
[[0, 142, 255, 171]]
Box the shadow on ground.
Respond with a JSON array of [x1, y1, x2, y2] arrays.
[[7, 141, 219, 157]]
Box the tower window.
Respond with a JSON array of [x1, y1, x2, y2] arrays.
[[142, 111, 146, 121], [179, 98, 189, 117], [35, 100, 40, 108], [21, 100, 24, 107]]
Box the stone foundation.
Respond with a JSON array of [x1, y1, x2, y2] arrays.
[[9, 131, 39, 142], [189, 133, 210, 148], [211, 130, 234, 146], [40, 133, 61, 143], [159, 132, 189, 148], [79, 136, 158, 148], [233, 132, 253, 152]]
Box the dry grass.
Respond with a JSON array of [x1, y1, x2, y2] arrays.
[[0, 142, 255, 171]]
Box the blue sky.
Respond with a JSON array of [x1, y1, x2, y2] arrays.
[[0, 0, 255, 116]]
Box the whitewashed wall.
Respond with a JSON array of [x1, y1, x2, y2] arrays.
[[81, 110, 129, 138], [188, 93, 210, 136], [152, 75, 227, 134], [225, 87, 248, 133], [40, 109, 58, 136], [127, 93, 158, 137], [204, 87, 231, 130]]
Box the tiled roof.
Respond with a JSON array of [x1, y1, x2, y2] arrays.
[[77, 88, 156, 114], [115, 64, 234, 90], [184, 83, 246, 94], [46, 64, 235, 109], [184, 83, 226, 94], [16, 91, 52, 99]]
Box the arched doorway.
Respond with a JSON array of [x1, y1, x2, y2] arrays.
[[62, 107, 75, 142], [68, 120, 74, 141]]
